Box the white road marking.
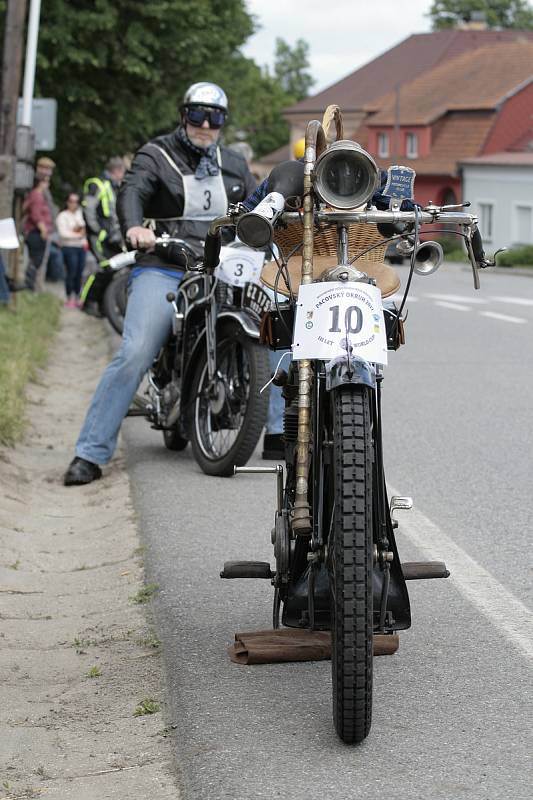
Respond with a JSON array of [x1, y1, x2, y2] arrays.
[[489, 295, 533, 307], [479, 311, 527, 324], [434, 301, 470, 311], [427, 293, 488, 304], [390, 294, 418, 303], [389, 486, 533, 661]]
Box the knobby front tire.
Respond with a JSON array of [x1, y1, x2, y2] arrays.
[[328, 384, 374, 744]]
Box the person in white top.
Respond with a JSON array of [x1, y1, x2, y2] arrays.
[[56, 193, 87, 307]]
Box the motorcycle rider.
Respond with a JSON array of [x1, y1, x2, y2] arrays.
[[80, 156, 126, 315], [64, 82, 256, 485]]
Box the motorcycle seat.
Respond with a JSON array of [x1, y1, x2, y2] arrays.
[[260, 254, 400, 298]]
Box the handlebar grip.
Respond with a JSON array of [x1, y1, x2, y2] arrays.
[[204, 231, 221, 271], [471, 226, 486, 264]]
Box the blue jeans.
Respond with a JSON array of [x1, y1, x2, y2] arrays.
[[0, 254, 10, 304], [63, 246, 86, 297], [267, 349, 291, 434], [46, 243, 65, 282], [75, 270, 182, 464]]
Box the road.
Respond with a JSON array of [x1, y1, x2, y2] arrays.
[[123, 263, 533, 800]]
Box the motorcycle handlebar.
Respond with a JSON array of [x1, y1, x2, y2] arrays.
[[117, 236, 200, 269], [203, 231, 222, 271], [470, 225, 486, 264]]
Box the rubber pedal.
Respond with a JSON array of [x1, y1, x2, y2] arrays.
[[402, 561, 450, 580], [220, 561, 273, 579]]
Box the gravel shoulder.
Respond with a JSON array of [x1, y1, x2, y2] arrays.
[[0, 304, 180, 800]]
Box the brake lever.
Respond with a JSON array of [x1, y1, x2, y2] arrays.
[[482, 247, 506, 267]]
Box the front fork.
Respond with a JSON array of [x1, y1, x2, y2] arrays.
[[306, 360, 394, 632], [204, 275, 218, 383]]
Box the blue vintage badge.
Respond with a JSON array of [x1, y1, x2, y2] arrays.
[[382, 165, 416, 207]]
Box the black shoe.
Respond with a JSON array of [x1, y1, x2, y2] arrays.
[[64, 457, 102, 486], [262, 433, 284, 460]]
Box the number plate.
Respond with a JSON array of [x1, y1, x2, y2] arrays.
[[242, 282, 272, 317], [292, 282, 388, 365], [215, 246, 265, 287]]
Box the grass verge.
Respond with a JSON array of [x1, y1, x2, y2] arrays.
[[0, 292, 61, 446]]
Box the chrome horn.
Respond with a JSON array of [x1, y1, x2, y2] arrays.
[[413, 240, 444, 276], [313, 140, 379, 210]]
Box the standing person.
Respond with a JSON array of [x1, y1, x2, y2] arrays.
[[63, 82, 256, 485], [56, 193, 87, 307], [35, 156, 65, 283], [22, 175, 53, 290], [80, 157, 125, 315]]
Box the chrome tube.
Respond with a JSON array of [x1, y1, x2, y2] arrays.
[[292, 120, 326, 535], [281, 210, 478, 226]]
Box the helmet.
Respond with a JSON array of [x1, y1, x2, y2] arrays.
[[293, 137, 305, 159], [182, 82, 228, 112]]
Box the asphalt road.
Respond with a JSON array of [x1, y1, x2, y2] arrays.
[[124, 262, 533, 800]]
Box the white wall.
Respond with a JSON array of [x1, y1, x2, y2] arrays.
[[462, 164, 533, 252]]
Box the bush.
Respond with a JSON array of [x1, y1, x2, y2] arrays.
[[496, 245, 533, 267]]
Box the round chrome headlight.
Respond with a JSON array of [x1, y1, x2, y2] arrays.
[[313, 140, 379, 210]]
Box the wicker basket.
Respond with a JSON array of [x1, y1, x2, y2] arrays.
[[273, 219, 388, 264]]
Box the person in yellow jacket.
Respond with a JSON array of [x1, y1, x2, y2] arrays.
[[80, 156, 125, 315]]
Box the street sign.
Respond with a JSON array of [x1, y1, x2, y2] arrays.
[[16, 98, 57, 150]]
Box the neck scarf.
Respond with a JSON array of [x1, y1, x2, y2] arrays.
[[176, 125, 219, 180]]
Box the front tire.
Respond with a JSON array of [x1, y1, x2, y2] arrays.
[[103, 269, 129, 335], [188, 336, 270, 476], [328, 385, 373, 744]]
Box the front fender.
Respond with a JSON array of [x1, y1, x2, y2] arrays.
[[325, 354, 376, 391], [217, 309, 260, 339]]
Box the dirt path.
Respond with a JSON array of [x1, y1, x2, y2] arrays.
[[0, 305, 179, 799]]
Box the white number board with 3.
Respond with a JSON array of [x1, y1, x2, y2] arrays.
[[215, 246, 265, 287], [292, 282, 388, 365]]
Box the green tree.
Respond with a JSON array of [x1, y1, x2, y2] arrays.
[[274, 38, 314, 101], [0, 3, 315, 184], [17, 0, 255, 187], [218, 38, 315, 158], [429, 0, 533, 29]]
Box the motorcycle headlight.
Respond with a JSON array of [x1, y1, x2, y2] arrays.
[[313, 140, 379, 210]]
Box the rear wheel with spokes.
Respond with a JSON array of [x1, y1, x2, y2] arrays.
[[327, 384, 374, 744], [188, 336, 270, 476]]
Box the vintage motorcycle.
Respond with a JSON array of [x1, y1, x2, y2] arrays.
[[202, 107, 496, 742], [125, 236, 271, 476]]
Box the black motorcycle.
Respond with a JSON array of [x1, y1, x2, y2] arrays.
[[204, 107, 496, 742], [127, 236, 271, 476]]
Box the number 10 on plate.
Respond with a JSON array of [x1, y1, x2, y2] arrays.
[[292, 282, 388, 365]]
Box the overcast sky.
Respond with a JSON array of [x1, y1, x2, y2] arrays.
[[241, 0, 434, 92]]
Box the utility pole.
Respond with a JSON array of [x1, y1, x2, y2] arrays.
[[0, 0, 29, 218]]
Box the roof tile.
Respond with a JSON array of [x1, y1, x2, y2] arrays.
[[286, 30, 533, 114], [367, 42, 533, 125]]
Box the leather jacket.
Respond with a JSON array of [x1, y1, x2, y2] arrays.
[[117, 127, 257, 269]]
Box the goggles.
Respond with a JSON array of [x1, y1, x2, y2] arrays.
[[183, 105, 226, 129]]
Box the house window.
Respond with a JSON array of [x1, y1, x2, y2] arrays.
[[377, 133, 389, 158], [406, 132, 418, 158], [515, 205, 532, 244], [479, 202, 494, 241]]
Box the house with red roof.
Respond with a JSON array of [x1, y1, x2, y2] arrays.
[[357, 39, 533, 208], [255, 28, 533, 214]]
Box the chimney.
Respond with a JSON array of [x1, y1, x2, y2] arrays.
[[458, 11, 488, 30]]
